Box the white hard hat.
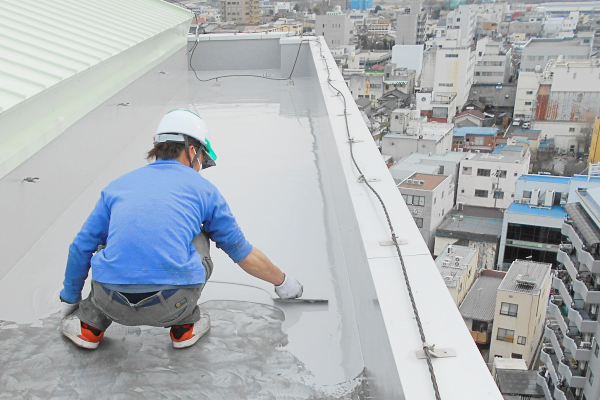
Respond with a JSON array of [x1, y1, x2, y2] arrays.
[[153, 109, 217, 165]]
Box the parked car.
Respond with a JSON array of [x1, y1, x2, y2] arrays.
[[522, 121, 531, 129], [512, 118, 522, 126]]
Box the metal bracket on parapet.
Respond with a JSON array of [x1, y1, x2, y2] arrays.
[[379, 239, 409, 246], [347, 137, 362, 143], [416, 343, 457, 359], [287, 79, 294, 86], [214, 78, 221, 86], [357, 175, 380, 183]]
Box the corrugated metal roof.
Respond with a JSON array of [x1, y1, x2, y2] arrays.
[[459, 274, 504, 322], [453, 127, 498, 137], [506, 203, 567, 218], [517, 174, 572, 183], [498, 260, 551, 295], [0, 0, 192, 113]]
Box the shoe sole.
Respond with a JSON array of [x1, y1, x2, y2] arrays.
[[172, 324, 210, 349], [61, 330, 100, 350]]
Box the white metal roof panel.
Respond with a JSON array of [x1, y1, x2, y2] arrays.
[[0, 0, 192, 112]]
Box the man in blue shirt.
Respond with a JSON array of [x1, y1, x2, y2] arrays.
[[60, 109, 303, 350]]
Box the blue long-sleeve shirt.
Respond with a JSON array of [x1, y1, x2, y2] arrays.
[[60, 159, 253, 303]]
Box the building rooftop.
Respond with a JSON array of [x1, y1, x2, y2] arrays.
[[436, 214, 503, 242], [453, 127, 498, 137], [0, 12, 503, 397], [496, 370, 545, 398], [435, 245, 478, 288], [492, 143, 527, 155], [459, 271, 505, 322], [385, 122, 453, 142], [399, 173, 448, 190], [498, 260, 552, 296], [506, 203, 567, 218], [523, 37, 590, 48], [469, 84, 517, 109], [462, 152, 529, 164], [390, 164, 440, 181], [455, 110, 486, 120], [507, 130, 542, 140], [399, 151, 467, 163], [517, 174, 572, 184]]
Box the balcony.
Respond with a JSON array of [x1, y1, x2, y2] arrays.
[[562, 222, 584, 253], [562, 332, 592, 362], [540, 346, 560, 384], [548, 302, 569, 335], [573, 273, 600, 304], [536, 373, 553, 400], [577, 247, 600, 273], [544, 324, 564, 359], [557, 248, 580, 283], [553, 275, 574, 309], [557, 357, 588, 388], [568, 306, 598, 333], [469, 330, 488, 344]]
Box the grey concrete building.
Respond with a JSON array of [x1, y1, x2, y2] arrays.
[[395, 1, 426, 45], [498, 21, 542, 38], [474, 41, 513, 84], [520, 37, 592, 72], [315, 12, 355, 50]]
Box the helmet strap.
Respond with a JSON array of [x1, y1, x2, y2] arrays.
[[185, 135, 201, 169]]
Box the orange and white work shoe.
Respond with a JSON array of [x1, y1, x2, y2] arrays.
[[60, 314, 104, 350], [170, 311, 210, 349]]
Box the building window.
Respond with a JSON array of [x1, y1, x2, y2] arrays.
[[402, 194, 425, 206], [511, 353, 523, 359], [475, 189, 488, 198], [463, 167, 472, 175], [474, 136, 484, 145], [494, 191, 504, 199], [523, 190, 532, 199], [525, 102, 532, 106], [594, 341, 599, 357], [569, 127, 575, 132], [588, 367, 594, 386], [497, 170, 507, 178], [526, 91, 533, 95], [517, 336, 527, 345], [414, 217, 423, 228], [477, 169, 491, 177], [445, 53, 459, 58], [500, 302, 518, 317], [461, 189, 465, 193], [439, 83, 454, 87], [497, 328, 515, 343]]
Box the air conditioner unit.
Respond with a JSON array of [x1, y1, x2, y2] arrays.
[[454, 256, 462, 262], [530, 188, 540, 206], [581, 341, 592, 349], [544, 189, 555, 208], [550, 295, 563, 305], [418, 180, 425, 185]]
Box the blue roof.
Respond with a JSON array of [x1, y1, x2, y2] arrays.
[[453, 127, 498, 138], [517, 174, 571, 184], [516, 138, 530, 144], [571, 175, 600, 182], [506, 203, 567, 218], [492, 144, 525, 155]]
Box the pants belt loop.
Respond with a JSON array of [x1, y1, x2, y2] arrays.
[[158, 291, 169, 308]]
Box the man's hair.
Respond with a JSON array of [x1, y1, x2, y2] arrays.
[[147, 135, 201, 161]]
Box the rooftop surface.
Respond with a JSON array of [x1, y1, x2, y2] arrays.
[[453, 127, 498, 137], [399, 173, 448, 190], [398, 151, 467, 163], [385, 122, 454, 141], [518, 174, 572, 184], [462, 152, 529, 164], [498, 260, 552, 295], [496, 369, 545, 397], [437, 215, 503, 241], [459, 272, 505, 322], [506, 203, 567, 218], [435, 245, 478, 288], [0, 29, 504, 400]]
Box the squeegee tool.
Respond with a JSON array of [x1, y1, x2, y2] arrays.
[[208, 280, 328, 303]]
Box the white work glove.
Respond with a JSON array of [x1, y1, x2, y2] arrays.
[[61, 300, 79, 318], [275, 274, 303, 299]]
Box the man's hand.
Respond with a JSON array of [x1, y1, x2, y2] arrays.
[[275, 274, 303, 299], [60, 297, 79, 318]]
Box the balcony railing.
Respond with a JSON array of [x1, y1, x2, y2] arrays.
[[536, 373, 553, 400], [573, 273, 600, 304], [540, 346, 560, 384], [557, 248, 580, 283], [562, 223, 584, 255], [552, 275, 574, 310], [544, 324, 564, 360], [562, 332, 592, 362], [578, 246, 600, 273], [469, 330, 488, 344], [548, 302, 569, 336], [568, 306, 598, 333]]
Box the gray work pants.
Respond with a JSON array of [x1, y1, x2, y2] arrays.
[[75, 231, 213, 331]]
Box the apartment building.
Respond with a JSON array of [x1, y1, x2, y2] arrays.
[[220, 0, 260, 24], [435, 244, 478, 306], [533, 58, 600, 155], [381, 110, 454, 161], [489, 260, 552, 367], [474, 41, 513, 84], [542, 186, 600, 400], [315, 12, 355, 50], [416, 90, 457, 123], [348, 64, 415, 104], [444, 4, 476, 48], [395, 1, 426, 45], [456, 146, 531, 209], [520, 37, 592, 72], [398, 173, 455, 250], [514, 69, 543, 121]]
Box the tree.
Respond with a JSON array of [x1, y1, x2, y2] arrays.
[[293, 3, 300, 11], [374, 5, 381, 13]]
